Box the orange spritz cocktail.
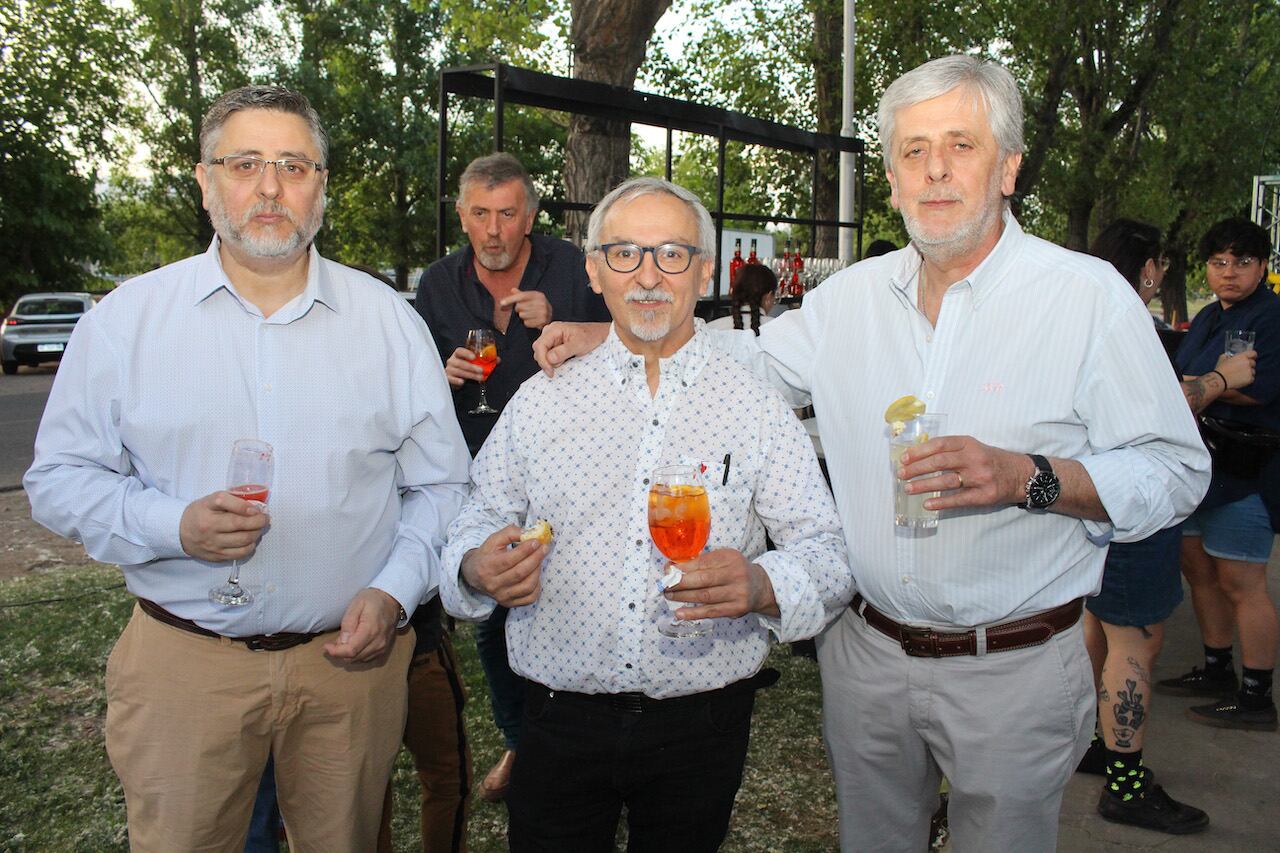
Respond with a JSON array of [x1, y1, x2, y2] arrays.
[[648, 482, 711, 562]]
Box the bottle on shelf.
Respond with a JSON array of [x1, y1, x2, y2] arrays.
[[747, 238, 760, 265], [729, 238, 744, 292], [791, 250, 805, 295], [782, 238, 794, 295]]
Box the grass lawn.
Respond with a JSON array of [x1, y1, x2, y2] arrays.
[[0, 565, 839, 851]]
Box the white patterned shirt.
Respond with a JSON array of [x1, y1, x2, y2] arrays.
[[724, 213, 1210, 628], [440, 324, 851, 698], [25, 240, 470, 635]]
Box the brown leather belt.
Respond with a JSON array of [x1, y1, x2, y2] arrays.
[[137, 598, 326, 652], [852, 593, 1083, 658]]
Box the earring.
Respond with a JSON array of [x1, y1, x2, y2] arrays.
[[1141, 277, 1155, 289]]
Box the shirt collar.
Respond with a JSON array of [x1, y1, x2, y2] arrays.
[[603, 319, 712, 389], [193, 237, 337, 319], [888, 208, 1024, 309]]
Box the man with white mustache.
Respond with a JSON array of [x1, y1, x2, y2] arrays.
[[534, 56, 1209, 852], [438, 176, 851, 851], [25, 85, 469, 851]]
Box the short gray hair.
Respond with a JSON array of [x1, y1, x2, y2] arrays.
[[200, 86, 328, 166], [877, 55, 1024, 162], [458, 152, 539, 215], [586, 177, 717, 263]]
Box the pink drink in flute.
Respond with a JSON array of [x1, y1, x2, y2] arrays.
[[209, 439, 274, 606]]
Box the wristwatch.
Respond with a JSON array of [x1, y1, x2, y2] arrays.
[[1023, 454, 1061, 511]]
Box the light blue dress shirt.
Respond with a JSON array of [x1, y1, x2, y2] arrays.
[[724, 213, 1211, 628], [441, 325, 852, 698], [25, 240, 470, 636]]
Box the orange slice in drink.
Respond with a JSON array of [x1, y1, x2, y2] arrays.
[[479, 343, 497, 360]]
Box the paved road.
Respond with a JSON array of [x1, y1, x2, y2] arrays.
[[0, 366, 55, 489]]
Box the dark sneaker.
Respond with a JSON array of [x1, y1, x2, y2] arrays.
[[1185, 697, 1278, 732], [1155, 666, 1237, 697], [1096, 783, 1209, 835]]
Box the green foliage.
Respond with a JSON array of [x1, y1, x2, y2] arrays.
[[0, 0, 135, 304]]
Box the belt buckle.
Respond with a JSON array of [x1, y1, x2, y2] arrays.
[[242, 637, 268, 652], [899, 625, 941, 658]]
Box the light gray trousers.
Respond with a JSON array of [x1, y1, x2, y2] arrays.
[[817, 606, 1094, 853]]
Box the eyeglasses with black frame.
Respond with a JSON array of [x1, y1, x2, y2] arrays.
[[597, 243, 701, 274], [209, 155, 324, 184], [1207, 255, 1258, 271]]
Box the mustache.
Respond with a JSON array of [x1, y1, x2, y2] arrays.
[[916, 191, 962, 203], [241, 200, 297, 227], [624, 289, 674, 304]]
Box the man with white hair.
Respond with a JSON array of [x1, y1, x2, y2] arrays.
[[440, 176, 851, 851], [25, 85, 469, 851], [534, 57, 1210, 851]]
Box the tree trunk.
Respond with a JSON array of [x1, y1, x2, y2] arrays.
[[811, 0, 841, 258], [564, 0, 670, 237]]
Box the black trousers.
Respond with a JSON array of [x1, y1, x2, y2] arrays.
[[506, 682, 756, 852]]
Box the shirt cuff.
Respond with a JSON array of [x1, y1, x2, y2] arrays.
[[140, 491, 193, 560], [370, 565, 430, 627], [440, 536, 499, 621], [1076, 449, 1144, 543], [753, 552, 821, 643]]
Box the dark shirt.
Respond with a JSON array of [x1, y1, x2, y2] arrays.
[[1174, 285, 1280, 431], [1174, 284, 1280, 514], [414, 234, 611, 456]]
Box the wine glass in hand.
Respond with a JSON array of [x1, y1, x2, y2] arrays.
[[466, 329, 499, 415], [648, 464, 711, 638], [209, 439, 274, 606]]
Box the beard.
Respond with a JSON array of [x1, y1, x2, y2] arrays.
[[208, 184, 325, 259], [475, 242, 518, 272], [901, 165, 1006, 264], [623, 288, 675, 342]]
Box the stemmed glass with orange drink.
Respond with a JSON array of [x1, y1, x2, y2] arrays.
[[648, 464, 711, 638], [466, 329, 498, 415]]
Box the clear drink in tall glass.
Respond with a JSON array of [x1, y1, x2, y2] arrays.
[[1225, 330, 1256, 355], [890, 414, 947, 529]]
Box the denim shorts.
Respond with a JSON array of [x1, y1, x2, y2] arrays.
[[1086, 525, 1184, 627], [1183, 492, 1277, 564]]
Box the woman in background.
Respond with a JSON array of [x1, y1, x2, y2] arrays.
[[707, 264, 777, 335]]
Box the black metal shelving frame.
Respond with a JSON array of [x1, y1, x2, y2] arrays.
[[437, 62, 865, 303]]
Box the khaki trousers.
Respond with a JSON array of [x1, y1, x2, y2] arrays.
[[105, 604, 412, 853], [817, 607, 1094, 853]]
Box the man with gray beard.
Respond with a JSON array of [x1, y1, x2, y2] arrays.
[[439, 176, 851, 850], [534, 56, 1209, 852], [24, 85, 469, 852]]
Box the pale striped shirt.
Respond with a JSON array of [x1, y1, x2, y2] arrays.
[[725, 213, 1210, 628]]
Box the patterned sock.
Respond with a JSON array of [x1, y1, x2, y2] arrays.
[[1240, 667, 1274, 709], [1104, 749, 1148, 802], [1204, 644, 1233, 672]]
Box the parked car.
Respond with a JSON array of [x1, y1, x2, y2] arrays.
[[1, 292, 95, 375]]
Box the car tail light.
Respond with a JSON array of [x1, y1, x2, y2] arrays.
[[4, 318, 19, 326]]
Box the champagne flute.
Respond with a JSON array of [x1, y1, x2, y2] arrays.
[[648, 464, 711, 638], [466, 329, 498, 415], [209, 439, 273, 606]]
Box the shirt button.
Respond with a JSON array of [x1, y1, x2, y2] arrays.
[[629, 602, 636, 610], [263, 383, 273, 392], [636, 539, 644, 547], [625, 663, 633, 669], [266, 584, 277, 593], [901, 575, 911, 584], [925, 335, 933, 343], [925, 392, 935, 400], [652, 418, 659, 426], [643, 478, 649, 485]]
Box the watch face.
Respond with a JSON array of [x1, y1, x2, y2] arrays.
[[1027, 473, 1061, 509]]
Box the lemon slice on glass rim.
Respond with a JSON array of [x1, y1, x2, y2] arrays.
[[883, 395, 926, 436]]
